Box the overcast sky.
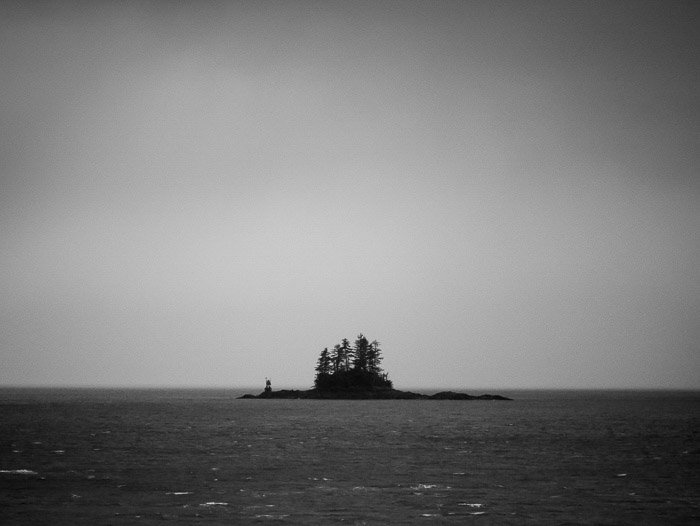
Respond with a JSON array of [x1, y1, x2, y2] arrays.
[[1, 1, 698, 389]]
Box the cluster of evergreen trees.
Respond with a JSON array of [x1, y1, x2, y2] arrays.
[[314, 334, 392, 390]]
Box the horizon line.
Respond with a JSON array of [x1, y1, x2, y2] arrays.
[[1, 384, 698, 392]]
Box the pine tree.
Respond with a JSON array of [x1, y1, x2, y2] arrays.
[[315, 347, 331, 388], [340, 338, 353, 371], [367, 340, 383, 375], [331, 344, 342, 374], [353, 334, 369, 372]]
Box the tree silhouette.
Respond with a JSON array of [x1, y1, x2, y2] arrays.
[[367, 340, 383, 375], [331, 344, 342, 374], [315, 347, 331, 385], [340, 338, 353, 371], [353, 334, 369, 372], [314, 334, 392, 391]]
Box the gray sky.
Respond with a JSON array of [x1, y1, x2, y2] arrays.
[[1, 1, 698, 389]]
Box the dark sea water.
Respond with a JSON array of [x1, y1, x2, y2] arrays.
[[0, 389, 698, 525]]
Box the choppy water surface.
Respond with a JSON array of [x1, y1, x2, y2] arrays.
[[1, 389, 698, 524]]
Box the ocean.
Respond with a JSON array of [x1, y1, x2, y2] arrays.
[[0, 388, 698, 524]]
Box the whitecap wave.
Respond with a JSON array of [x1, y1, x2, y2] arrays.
[[200, 502, 228, 507], [0, 469, 38, 475]]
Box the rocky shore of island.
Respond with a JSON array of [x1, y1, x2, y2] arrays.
[[238, 388, 511, 400]]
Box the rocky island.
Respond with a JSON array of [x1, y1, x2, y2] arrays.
[[239, 334, 511, 401]]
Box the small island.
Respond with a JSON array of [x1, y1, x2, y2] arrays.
[[239, 334, 511, 400]]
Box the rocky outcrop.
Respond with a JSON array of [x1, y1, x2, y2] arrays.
[[238, 388, 511, 400]]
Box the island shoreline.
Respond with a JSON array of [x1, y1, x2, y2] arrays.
[[238, 388, 511, 400]]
